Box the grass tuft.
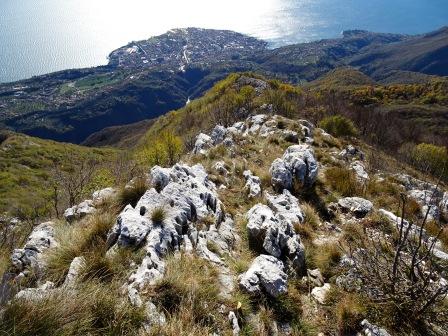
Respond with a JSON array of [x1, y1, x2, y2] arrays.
[[325, 167, 361, 197], [116, 177, 147, 208], [151, 207, 167, 224]]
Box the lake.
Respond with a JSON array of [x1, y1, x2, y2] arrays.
[[0, 0, 447, 83]]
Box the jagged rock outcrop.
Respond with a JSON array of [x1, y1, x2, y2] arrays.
[[350, 161, 369, 181], [214, 161, 229, 176], [338, 197, 373, 218], [339, 145, 365, 161], [15, 281, 55, 301], [243, 170, 262, 198], [192, 114, 315, 161], [11, 222, 57, 280], [238, 254, 287, 297], [377, 209, 448, 260], [210, 125, 228, 145], [106, 163, 236, 305], [92, 187, 117, 204], [64, 187, 116, 223], [193, 133, 213, 155], [394, 173, 447, 221], [307, 268, 324, 287], [228, 311, 240, 336], [408, 189, 440, 221], [246, 199, 305, 271], [270, 144, 318, 191]]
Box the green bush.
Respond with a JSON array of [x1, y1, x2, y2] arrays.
[[319, 115, 357, 137], [410, 143, 448, 178]]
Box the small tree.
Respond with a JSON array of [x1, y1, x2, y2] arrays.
[[138, 131, 183, 167], [51, 156, 98, 210], [161, 131, 183, 166]]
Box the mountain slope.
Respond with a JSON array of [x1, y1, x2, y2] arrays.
[[81, 119, 155, 148], [348, 26, 448, 79], [0, 131, 118, 216]]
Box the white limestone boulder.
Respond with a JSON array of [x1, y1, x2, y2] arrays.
[[238, 255, 288, 297], [243, 170, 262, 198]]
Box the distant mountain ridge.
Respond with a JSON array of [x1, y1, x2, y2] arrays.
[[0, 27, 447, 144]]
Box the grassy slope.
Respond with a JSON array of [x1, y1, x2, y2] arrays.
[[0, 132, 118, 216]]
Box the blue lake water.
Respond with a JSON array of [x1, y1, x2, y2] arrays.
[[0, 0, 447, 83]]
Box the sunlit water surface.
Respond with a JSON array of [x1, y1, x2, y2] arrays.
[[0, 0, 447, 82]]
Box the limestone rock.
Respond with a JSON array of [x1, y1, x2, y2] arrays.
[[238, 255, 288, 297], [246, 203, 305, 271], [338, 197, 373, 218], [11, 222, 57, 276], [307, 269, 324, 287], [350, 161, 369, 181], [246, 204, 277, 241], [125, 164, 227, 300], [243, 170, 262, 198], [214, 161, 229, 176], [64, 200, 95, 223], [409, 189, 440, 221], [63, 256, 85, 287], [339, 145, 365, 161], [361, 319, 391, 336], [271, 145, 318, 191], [150, 166, 172, 191], [270, 159, 292, 192], [228, 311, 240, 336], [193, 133, 213, 155], [210, 125, 227, 145], [15, 281, 55, 301], [144, 301, 166, 329], [266, 190, 304, 225], [283, 145, 318, 187], [92, 187, 116, 204], [440, 192, 448, 215], [107, 205, 151, 247], [311, 283, 331, 304]]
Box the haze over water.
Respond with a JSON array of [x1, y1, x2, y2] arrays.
[[0, 0, 447, 83]]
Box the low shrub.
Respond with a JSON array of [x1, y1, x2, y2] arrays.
[[319, 115, 357, 137]]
